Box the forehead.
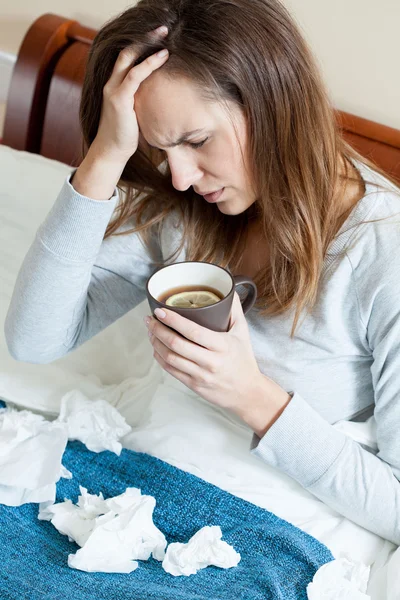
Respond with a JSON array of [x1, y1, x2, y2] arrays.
[[135, 72, 227, 143], [136, 71, 206, 106]]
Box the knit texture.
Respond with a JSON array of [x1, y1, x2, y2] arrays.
[[0, 435, 333, 600]]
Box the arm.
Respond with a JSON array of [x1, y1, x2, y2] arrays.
[[249, 248, 400, 546], [4, 172, 162, 364], [4, 28, 175, 365]]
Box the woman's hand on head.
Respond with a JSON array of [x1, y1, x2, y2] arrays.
[[91, 26, 169, 165]]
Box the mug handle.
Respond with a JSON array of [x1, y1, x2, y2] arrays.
[[232, 275, 257, 314]]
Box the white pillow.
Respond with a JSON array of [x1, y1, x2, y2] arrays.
[[0, 145, 160, 415]]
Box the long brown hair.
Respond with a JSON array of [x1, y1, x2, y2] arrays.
[[80, 0, 398, 335]]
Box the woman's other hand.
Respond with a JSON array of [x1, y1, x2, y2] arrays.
[[145, 292, 291, 435]]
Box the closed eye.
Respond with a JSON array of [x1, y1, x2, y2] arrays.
[[189, 138, 208, 149], [150, 138, 208, 151]]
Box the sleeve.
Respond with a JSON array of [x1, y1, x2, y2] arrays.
[[4, 173, 163, 364], [249, 249, 400, 546]]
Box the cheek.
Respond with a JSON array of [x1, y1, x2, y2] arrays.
[[206, 141, 238, 174]]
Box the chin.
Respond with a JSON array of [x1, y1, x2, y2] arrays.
[[216, 201, 247, 216]]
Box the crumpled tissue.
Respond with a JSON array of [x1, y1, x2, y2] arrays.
[[307, 556, 371, 599], [162, 525, 241, 576], [39, 487, 240, 576], [39, 486, 167, 573], [57, 390, 131, 455], [0, 407, 70, 506], [0, 393, 132, 506]]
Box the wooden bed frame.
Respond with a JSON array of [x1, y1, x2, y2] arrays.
[[3, 12, 400, 184]]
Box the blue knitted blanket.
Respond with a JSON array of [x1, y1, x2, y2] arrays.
[[0, 421, 334, 600]]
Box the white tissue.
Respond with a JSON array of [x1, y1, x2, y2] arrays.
[[0, 392, 131, 506], [162, 525, 241, 576], [60, 465, 73, 480], [0, 407, 69, 506], [39, 496, 98, 547], [307, 556, 371, 599], [40, 487, 240, 577], [40, 486, 167, 573], [56, 391, 131, 455]]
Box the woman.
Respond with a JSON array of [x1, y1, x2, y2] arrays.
[[5, 0, 400, 545]]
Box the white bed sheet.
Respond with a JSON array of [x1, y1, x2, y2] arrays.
[[0, 144, 399, 598]]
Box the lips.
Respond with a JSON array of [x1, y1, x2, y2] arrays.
[[201, 188, 225, 203], [196, 189, 218, 195]]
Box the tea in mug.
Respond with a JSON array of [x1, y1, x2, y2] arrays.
[[158, 285, 224, 308]]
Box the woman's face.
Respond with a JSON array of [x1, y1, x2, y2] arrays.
[[135, 72, 256, 215]]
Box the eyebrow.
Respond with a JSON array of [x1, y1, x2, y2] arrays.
[[148, 129, 206, 149]]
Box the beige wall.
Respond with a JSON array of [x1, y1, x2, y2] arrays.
[[284, 0, 400, 129], [1, 0, 400, 129]]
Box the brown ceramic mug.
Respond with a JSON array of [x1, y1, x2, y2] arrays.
[[146, 261, 257, 332]]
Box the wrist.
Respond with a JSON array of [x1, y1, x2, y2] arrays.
[[237, 375, 292, 438], [89, 138, 132, 169], [73, 145, 127, 201]]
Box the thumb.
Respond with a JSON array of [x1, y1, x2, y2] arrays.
[[228, 292, 246, 330]]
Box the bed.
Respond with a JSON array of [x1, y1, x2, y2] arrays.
[[2, 12, 400, 600]]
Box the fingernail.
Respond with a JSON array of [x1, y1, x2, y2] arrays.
[[144, 316, 151, 326], [155, 25, 168, 35], [155, 308, 166, 319], [156, 49, 168, 58]]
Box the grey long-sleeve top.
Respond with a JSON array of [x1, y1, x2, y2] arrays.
[[5, 161, 400, 545]]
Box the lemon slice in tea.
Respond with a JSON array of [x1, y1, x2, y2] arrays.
[[165, 290, 221, 308]]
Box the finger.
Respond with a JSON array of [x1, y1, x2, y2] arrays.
[[153, 309, 224, 352], [151, 336, 205, 379], [119, 48, 169, 101], [106, 26, 168, 91], [148, 318, 216, 369], [228, 292, 245, 330], [153, 349, 193, 388]]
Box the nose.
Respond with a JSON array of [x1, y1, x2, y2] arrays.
[[167, 152, 203, 192]]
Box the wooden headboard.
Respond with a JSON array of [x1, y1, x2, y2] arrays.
[[3, 12, 400, 183]]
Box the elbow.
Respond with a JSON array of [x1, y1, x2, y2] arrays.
[[6, 347, 46, 365], [5, 341, 64, 365], [4, 321, 60, 365], [4, 337, 51, 365], [4, 320, 27, 362]]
